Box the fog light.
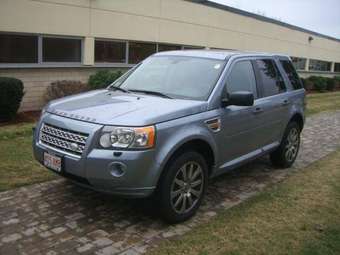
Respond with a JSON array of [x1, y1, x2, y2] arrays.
[[109, 162, 126, 177]]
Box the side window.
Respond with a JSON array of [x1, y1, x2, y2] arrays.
[[255, 59, 286, 97], [226, 60, 257, 97], [280, 60, 303, 90]]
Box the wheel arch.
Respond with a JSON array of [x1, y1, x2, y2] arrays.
[[156, 137, 216, 190], [289, 112, 304, 131]]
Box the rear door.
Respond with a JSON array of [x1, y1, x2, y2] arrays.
[[252, 58, 291, 149]]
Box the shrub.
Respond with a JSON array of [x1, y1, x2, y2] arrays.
[[311, 76, 327, 92], [44, 80, 89, 102], [0, 77, 24, 122], [334, 76, 340, 90], [326, 77, 336, 91], [88, 70, 123, 90]]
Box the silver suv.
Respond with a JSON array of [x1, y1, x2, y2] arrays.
[[33, 50, 305, 223]]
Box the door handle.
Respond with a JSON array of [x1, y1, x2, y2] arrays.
[[281, 99, 290, 106], [252, 106, 263, 114]]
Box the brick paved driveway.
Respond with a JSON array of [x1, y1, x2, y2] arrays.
[[1, 111, 340, 255]]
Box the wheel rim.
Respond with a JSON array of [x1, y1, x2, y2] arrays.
[[170, 161, 204, 214], [284, 127, 299, 162]]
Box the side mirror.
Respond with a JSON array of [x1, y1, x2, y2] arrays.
[[222, 91, 254, 107]]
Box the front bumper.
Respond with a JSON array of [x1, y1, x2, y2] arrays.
[[33, 113, 159, 198]]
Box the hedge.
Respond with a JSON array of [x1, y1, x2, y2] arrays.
[[301, 76, 340, 92], [0, 77, 24, 122]]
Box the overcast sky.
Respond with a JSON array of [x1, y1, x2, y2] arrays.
[[211, 0, 340, 39]]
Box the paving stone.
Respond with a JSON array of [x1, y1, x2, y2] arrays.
[[77, 243, 94, 253], [0, 111, 340, 254], [2, 233, 22, 243], [95, 245, 120, 255]]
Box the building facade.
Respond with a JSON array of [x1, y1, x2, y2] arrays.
[[1, 0, 340, 111]]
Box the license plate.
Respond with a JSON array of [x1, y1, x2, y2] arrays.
[[44, 152, 62, 172]]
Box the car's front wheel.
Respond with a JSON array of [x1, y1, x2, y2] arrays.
[[270, 121, 301, 168], [159, 151, 208, 223]]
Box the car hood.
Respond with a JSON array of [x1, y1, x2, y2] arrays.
[[46, 90, 208, 126]]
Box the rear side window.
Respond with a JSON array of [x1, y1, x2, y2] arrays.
[[280, 60, 303, 90], [226, 60, 257, 98], [255, 59, 286, 97]]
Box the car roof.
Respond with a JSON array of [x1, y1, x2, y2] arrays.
[[154, 50, 290, 61]]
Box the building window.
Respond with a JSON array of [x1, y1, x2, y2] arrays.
[[291, 57, 306, 70], [42, 37, 82, 62], [95, 40, 126, 63], [0, 34, 38, 63], [309, 59, 331, 72], [335, 63, 340, 73], [128, 42, 156, 64], [183, 45, 205, 50], [158, 44, 182, 52]]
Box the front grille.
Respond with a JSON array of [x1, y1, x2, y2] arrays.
[[39, 123, 89, 157]]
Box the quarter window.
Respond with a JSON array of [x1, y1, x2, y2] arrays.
[[128, 42, 156, 64], [43, 37, 82, 62], [95, 40, 126, 63], [255, 59, 286, 97], [226, 60, 257, 97], [280, 60, 303, 90], [0, 34, 38, 63]]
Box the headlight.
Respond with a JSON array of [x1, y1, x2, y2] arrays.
[[99, 126, 155, 149]]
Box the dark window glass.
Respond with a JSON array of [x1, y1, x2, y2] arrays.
[[309, 59, 331, 71], [291, 57, 306, 70], [0, 34, 38, 63], [183, 45, 205, 50], [128, 42, 156, 64], [43, 37, 81, 62], [334, 63, 340, 73], [226, 60, 257, 97], [158, 44, 182, 52], [256, 59, 286, 97], [280, 60, 303, 90], [95, 40, 126, 63]]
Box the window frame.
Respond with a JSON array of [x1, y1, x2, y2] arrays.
[[94, 38, 130, 67], [309, 59, 332, 72], [41, 35, 83, 64], [0, 32, 39, 64], [0, 32, 84, 68], [252, 57, 287, 99]]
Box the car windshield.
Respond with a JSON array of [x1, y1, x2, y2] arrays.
[[112, 56, 225, 100]]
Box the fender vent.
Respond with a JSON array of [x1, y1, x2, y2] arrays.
[[205, 118, 221, 132]]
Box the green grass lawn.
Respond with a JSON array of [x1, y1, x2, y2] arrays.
[[306, 91, 340, 116], [150, 149, 340, 255], [0, 123, 56, 191], [0, 91, 339, 191]]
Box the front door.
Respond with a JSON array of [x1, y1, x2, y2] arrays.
[[216, 59, 264, 169]]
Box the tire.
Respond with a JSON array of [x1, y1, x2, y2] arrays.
[[270, 121, 301, 168], [158, 151, 208, 223]]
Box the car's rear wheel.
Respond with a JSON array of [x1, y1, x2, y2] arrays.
[[270, 121, 301, 168], [159, 151, 208, 223]]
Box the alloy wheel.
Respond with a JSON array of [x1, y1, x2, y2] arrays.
[[170, 161, 204, 214], [285, 127, 299, 162]]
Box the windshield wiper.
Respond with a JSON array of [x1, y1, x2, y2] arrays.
[[128, 89, 173, 99], [108, 86, 130, 93]]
